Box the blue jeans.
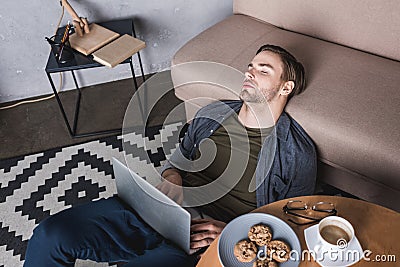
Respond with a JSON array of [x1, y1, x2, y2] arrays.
[[24, 197, 198, 267]]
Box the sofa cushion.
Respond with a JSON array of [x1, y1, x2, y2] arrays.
[[234, 0, 400, 61], [172, 14, 400, 193]]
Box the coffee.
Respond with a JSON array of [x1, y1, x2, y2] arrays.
[[320, 225, 350, 245]]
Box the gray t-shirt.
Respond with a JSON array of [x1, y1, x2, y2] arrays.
[[183, 114, 272, 222]]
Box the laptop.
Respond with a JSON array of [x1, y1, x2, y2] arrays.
[[112, 158, 192, 254]]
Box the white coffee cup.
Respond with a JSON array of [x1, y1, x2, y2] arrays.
[[314, 216, 355, 253]]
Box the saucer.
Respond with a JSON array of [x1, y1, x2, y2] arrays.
[[304, 225, 364, 267]]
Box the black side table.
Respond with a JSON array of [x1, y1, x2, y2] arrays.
[[45, 19, 145, 138]]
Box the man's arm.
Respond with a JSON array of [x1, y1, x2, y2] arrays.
[[162, 168, 183, 186], [158, 120, 198, 202], [156, 168, 184, 204]]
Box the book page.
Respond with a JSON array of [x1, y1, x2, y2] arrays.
[[69, 23, 120, 55], [92, 34, 146, 68]]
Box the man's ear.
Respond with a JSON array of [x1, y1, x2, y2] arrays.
[[280, 81, 295, 96]]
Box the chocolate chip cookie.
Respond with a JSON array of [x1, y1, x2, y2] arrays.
[[234, 240, 258, 262], [248, 224, 272, 246], [267, 240, 291, 263]]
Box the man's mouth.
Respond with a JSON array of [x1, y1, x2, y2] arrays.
[[242, 79, 256, 90]]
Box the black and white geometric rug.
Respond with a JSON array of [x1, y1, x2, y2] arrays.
[[0, 122, 185, 267], [0, 120, 355, 267]]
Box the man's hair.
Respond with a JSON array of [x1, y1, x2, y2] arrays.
[[256, 44, 306, 99]]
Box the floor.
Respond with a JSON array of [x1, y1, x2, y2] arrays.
[[0, 72, 185, 160]]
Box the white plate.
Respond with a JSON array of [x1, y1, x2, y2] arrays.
[[304, 224, 364, 267], [218, 213, 301, 267]]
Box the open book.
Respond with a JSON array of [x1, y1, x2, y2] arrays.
[[69, 23, 146, 68]]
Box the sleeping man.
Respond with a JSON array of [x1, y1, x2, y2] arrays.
[[24, 44, 316, 267]]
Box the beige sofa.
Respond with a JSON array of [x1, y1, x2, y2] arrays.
[[171, 0, 400, 211]]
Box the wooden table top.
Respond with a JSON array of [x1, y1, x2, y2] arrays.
[[196, 195, 399, 267]]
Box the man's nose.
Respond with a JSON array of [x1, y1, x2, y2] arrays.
[[245, 70, 255, 80]]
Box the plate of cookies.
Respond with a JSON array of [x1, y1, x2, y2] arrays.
[[218, 213, 301, 267]]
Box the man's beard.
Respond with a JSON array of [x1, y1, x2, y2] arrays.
[[239, 85, 279, 103]]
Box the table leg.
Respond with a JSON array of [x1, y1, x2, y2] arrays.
[[129, 60, 146, 124], [46, 72, 74, 136], [132, 21, 146, 83], [70, 70, 82, 134], [132, 21, 147, 124], [137, 53, 147, 122], [47, 71, 123, 138]]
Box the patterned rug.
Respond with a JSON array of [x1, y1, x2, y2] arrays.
[[0, 121, 355, 267], [0, 122, 185, 267]]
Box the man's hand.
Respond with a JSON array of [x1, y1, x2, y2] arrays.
[[156, 168, 183, 204], [190, 218, 226, 252]]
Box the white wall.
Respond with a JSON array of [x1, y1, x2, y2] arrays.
[[0, 0, 233, 103]]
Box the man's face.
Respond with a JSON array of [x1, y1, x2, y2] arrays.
[[239, 51, 285, 103]]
